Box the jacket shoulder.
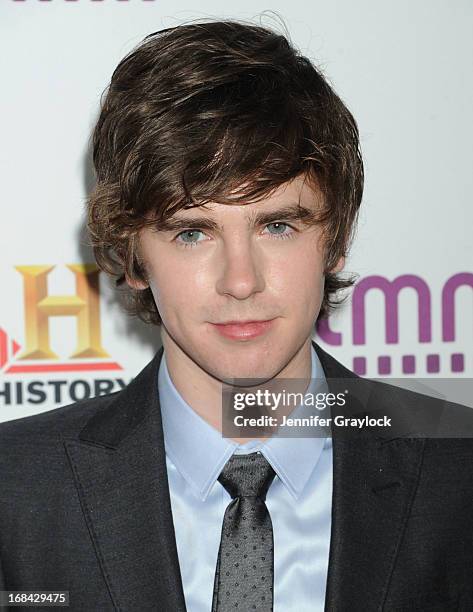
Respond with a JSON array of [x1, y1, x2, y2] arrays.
[[0, 391, 119, 445]]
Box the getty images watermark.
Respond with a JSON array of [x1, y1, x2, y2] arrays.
[[221, 376, 473, 439], [231, 388, 390, 429], [221, 377, 395, 439]]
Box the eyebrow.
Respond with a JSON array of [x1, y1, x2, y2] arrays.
[[155, 204, 320, 233]]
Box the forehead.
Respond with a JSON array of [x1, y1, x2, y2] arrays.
[[150, 175, 324, 235], [175, 174, 322, 219]]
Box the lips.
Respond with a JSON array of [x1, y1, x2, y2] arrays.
[[215, 320, 271, 325], [210, 319, 275, 340]]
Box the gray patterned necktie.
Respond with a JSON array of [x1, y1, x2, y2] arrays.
[[212, 451, 277, 611]]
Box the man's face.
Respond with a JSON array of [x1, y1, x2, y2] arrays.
[[130, 174, 343, 383]]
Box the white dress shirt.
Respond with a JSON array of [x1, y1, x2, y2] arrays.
[[158, 344, 333, 612]]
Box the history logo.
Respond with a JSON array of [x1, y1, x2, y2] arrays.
[[0, 264, 129, 407]]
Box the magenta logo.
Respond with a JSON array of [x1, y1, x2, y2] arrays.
[[317, 273, 473, 375]]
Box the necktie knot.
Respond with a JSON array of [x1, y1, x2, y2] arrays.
[[218, 451, 276, 501]]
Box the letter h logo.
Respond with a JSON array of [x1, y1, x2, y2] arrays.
[[15, 264, 110, 360]]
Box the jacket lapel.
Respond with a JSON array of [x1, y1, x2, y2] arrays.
[[64, 346, 187, 612], [313, 342, 426, 611]]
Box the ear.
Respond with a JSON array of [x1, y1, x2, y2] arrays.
[[330, 255, 345, 274], [124, 273, 149, 290]]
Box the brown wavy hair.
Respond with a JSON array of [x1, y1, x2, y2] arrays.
[[87, 19, 364, 326]]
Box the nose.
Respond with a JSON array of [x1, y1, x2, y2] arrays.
[[215, 237, 265, 300]]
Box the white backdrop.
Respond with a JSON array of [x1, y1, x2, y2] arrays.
[[1, 0, 472, 421]]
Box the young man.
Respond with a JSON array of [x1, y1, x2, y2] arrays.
[[1, 20, 472, 612]]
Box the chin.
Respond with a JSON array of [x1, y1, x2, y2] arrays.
[[214, 368, 277, 387], [204, 353, 282, 385]]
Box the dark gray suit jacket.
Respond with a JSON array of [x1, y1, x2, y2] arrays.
[[1, 342, 472, 611]]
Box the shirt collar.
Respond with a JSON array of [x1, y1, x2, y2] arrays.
[[158, 343, 329, 502]]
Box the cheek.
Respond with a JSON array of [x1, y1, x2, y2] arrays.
[[148, 261, 208, 319], [268, 245, 325, 301]]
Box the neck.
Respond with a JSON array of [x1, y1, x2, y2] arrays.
[[160, 328, 313, 444]]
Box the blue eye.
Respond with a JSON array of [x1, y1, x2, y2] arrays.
[[264, 222, 294, 238], [175, 230, 206, 248], [175, 222, 296, 249]]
